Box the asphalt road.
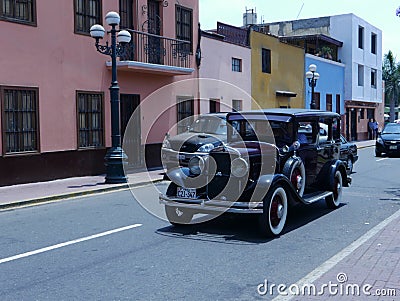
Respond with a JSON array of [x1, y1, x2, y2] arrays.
[[0, 147, 399, 300]]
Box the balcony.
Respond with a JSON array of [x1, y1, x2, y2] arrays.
[[107, 29, 194, 76]]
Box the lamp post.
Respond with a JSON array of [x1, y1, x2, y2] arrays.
[[305, 64, 320, 110], [90, 12, 131, 184]]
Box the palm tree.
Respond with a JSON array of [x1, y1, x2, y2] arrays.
[[382, 50, 400, 122]]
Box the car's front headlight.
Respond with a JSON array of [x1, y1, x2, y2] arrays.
[[162, 139, 171, 149], [188, 156, 205, 175], [376, 137, 383, 144], [197, 143, 215, 153], [231, 158, 249, 178]]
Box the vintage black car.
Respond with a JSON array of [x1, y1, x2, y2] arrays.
[[160, 109, 351, 237], [375, 122, 400, 157], [161, 113, 227, 170]]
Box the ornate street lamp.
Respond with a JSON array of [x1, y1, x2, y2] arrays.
[[90, 12, 131, 184], [305, 64, 320, 110]]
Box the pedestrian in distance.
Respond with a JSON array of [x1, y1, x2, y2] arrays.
[[373, 119, 379, 140], [368, 118, 374, 140]]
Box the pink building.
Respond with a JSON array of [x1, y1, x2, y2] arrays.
[[0, 0, 199, 186], [199, 23, 252, 113]]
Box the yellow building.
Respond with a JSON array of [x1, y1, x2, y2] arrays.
[[250, 30, 305, 109]]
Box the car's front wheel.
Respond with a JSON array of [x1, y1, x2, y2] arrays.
[[375, 149, 382, 157], [258, 185, 288, 237], [165, 206, 193, 226], [325, 170, 343, 209]]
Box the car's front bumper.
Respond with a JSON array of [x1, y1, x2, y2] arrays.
[[376, 141, 400, 155], [159, 193, 263, 214]]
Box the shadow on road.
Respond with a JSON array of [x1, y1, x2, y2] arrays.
[[156, 201, 347, 244]]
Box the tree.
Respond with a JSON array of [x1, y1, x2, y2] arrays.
[[382, 50, 400, 122]]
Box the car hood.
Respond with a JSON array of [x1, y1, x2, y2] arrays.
[[168, 132, 226, 152], [380, 133, 400, 141], [216, 141, 278, 157]]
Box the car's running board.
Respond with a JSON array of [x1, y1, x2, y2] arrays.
[[302, 191, 333, 204]]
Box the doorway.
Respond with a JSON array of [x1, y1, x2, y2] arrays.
[[120, 94, 142, 167], [350, 109, 357, 141]]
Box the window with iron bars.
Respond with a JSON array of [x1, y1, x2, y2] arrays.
[[74, 0, 102, 35], [2, 87, 39, 154], [0, 0, 36, 25], [77, 92, 104, 148], [176, 5, 193, 54], [177, 97, 194, 134]]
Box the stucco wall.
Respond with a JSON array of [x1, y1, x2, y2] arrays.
[[330, 14, 383, 103], [199, 35, 252, 112], [305, 54, 345, 112], [250, 31, 305, 109], [0, 0, 199, 153]]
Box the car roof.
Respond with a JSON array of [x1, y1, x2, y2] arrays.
[[228, 108, 340, 119]]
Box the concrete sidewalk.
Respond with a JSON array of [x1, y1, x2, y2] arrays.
[[0, 169, 165, 210]]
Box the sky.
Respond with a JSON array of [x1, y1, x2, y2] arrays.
[[199, 0, 400, 59]]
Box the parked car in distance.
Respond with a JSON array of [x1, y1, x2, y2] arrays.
[[161, 113, 227, 170], [160, 109, 351, 237], [375, 122, 400, 157], [318, 125, 358, 174], [340, 135, 358, 174]]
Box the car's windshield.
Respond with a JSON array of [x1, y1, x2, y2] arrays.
[[189, 116, 227, 135], [229, 119, 293, 147], [382, 124, 400, 134]]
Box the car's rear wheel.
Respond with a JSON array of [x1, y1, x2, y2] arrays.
[[165, 206, 193, 226], [258, 185, 288, 237], [325, 170, 343, 209]]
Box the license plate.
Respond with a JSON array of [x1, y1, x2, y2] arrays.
[[389, 145, 397, 150], [177, 187, 196, 199], [177, 154, 186, 160]]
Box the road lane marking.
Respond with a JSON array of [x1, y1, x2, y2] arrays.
[[0, 224, 142, 264], [376, 158, 387, 162], [272, 209, 400, 301]]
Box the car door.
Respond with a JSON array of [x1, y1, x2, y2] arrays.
[[296, 118, 319, 187]]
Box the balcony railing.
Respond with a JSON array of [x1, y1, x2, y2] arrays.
[[119, 29, 191, 69]]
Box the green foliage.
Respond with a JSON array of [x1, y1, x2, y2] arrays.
[[383, 50, 400, 122]]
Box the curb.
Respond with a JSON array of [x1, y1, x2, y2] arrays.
[[357, 144, 374, 149], [0, 178, 164, 211]]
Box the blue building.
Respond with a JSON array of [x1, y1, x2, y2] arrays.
[[305, 54, 345, 114]]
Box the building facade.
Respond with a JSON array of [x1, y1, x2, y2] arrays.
[[199, 23, 252, 113], [0, 0, 199, 186], [304, 54, 345, 114], [268, 14, 383, 141], [250, 30, 305, 109]]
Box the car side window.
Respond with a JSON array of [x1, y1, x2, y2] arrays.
[[297, 120, 317, 144], [318, 122, 329, 144], [332, 118, 340, 142]]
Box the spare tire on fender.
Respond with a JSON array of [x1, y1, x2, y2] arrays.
[[282, 156, 306, 197]]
